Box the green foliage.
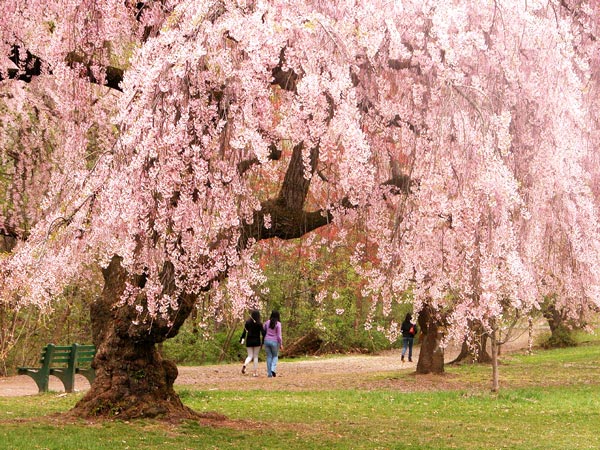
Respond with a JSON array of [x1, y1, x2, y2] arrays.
[[0, 282, 96, 376], [256, 236, 412, 356], [540, 326, 578, 349], [162, 234, 416, 365], [161, 327, 244, 365]]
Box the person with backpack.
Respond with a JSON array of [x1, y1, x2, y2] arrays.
[[400, 312, 418, 362], [240, 310, 266, 377]]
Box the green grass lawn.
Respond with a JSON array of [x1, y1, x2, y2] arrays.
[[1, 340, 599, 450]]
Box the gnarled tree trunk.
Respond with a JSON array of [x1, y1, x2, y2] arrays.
[[543, 301, 566, 335], [416, 304, 444, 374], [541, 296, 577, 348], [71, 257, 198, 419]]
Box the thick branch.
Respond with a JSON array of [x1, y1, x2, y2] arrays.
[[271, 48, 299, 92], [236, 144, 283, 175], [1, 45, 124, 91], [278, 143, 318, 210], [239, 141, 321, 245], [388, 114, 427, 138], [242, 200, 330, 243], [383, 173, 412, 195], [241, 172, 410, 246]]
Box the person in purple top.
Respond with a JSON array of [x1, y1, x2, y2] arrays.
[[263, 310, 283, 378]]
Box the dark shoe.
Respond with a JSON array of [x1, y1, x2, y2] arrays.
[[242, 365, 246, 374], [272, 372, 276, 377], [408, 358, 413, 362], [401, 355, 405, 362]]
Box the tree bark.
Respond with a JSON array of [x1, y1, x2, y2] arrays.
[[490, 321, 499, 392], [541, 297, 575, 347], [71, 256, 198, 419], [1, 231, 18, 253], [449, 322, 491, 364], [543, 301, 563, 335], [527, 316, 534, 355], [416, 304, 444, 374]]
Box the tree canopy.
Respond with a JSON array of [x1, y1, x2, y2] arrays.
[[1, 0, 599, 418]]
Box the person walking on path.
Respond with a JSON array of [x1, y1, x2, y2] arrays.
[[263, 310, 283, 378], [400, 313, 418, 362], [240, 310, 266, 377]]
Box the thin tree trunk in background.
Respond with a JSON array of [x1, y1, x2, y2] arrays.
[[528, 316, 534, 355], [491, 321, 499, 392], [218, 321, 238, 363]]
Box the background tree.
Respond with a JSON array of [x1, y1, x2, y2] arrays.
[[0, 77, 105, 374], [350, 0, 600, 376], [1, 0, 599, 418]]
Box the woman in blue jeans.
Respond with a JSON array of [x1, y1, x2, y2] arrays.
[[263, 310, 283, 377], [400, 312, 418, 362]]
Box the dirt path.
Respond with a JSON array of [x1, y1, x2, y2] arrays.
[[177, 348, 419, 391], [0, 325, 541, 397], [0, 349, 423, 397]]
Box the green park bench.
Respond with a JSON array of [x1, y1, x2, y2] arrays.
[[17, 343, 96, 393]]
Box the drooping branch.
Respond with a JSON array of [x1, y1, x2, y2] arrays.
[[130, 0, 175, 40], [388, 114, 428, 139], [349, 55, 429, 141], [1, 1, 182, 89]]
